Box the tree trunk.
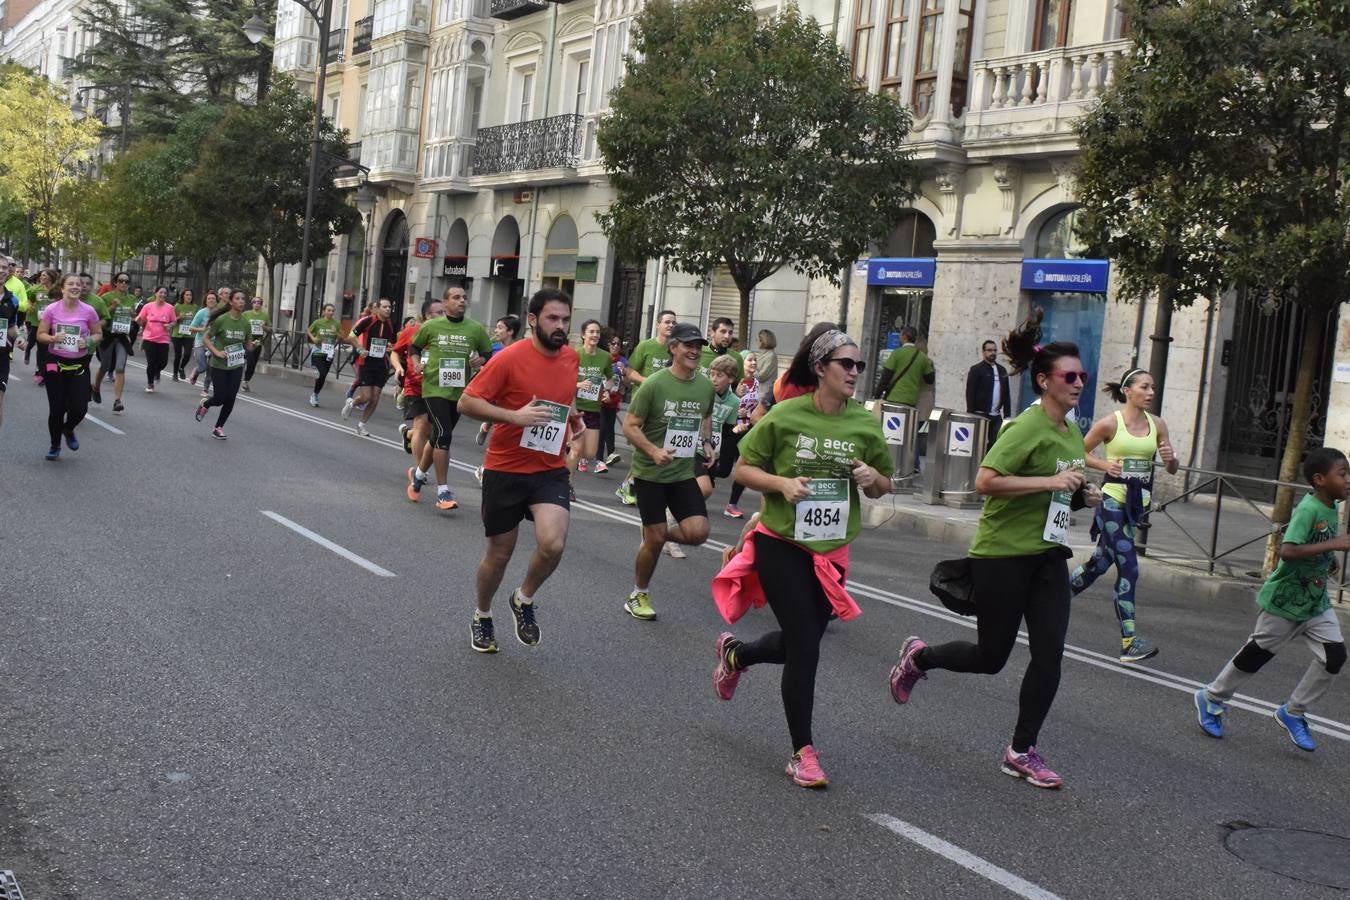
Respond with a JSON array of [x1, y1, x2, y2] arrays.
[[737, 282, 752, 350], [1148, 281, 1176, 416], [1262, 308, 1327, 574]]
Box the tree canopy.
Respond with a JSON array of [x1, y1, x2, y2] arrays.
[[596, 0, 918, 342]]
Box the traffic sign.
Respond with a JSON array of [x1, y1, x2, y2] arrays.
[[413, 237, 437, 259], [948, 423, 974, 458], [883, 411, 907, 446]]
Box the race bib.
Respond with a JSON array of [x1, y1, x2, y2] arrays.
[[519, 400, 570, 455], [0, 318, 7, 348], [576, 380, 601, 402], [368, 337, 388, 359], [112, 316, 131, 335], [250, 319, 264, 335], [321, 342, 335, 359], [439, 357, 466, 388], [178, 322, 193, 337], [225, 343, 245, 368], [1043, 489, 1072, 545], [56, 323, 80, 353], [1121, 458, 1152, 479], [663, 416, 700, 458], [795, 479, 849, 542]]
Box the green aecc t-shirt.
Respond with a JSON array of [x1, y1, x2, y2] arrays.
[[575, 346, 612, 413], [413, 315, 493, 402], [207, 314, 250, 370], [627, 367, 714, 484], [627, 338, 671, 378]]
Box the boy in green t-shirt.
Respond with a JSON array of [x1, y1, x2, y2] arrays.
[[1195, 447, 1350, 751]]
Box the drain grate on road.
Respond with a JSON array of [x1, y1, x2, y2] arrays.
[[0, 870, 25, 900], [1223, 821, 1350, 890]]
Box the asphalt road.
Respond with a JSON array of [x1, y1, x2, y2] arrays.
[[2, 359, 1349, 899]]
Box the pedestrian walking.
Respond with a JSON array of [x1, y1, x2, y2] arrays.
[[965, 339, 1011, 450], [1070, 367, 1181, 662], [887, 309, 1100, 790], [1194, 447, 1350, 751], [711, 328, 891, 788], [37, 274, 102, 460]]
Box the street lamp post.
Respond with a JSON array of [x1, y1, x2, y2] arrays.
[[245, 1, 332, 330]]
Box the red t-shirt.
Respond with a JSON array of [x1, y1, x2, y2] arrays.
[[392, 323, 422, 396], [464, 339, 580, 474]]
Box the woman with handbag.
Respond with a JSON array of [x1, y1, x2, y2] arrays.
[[887, 309, 1100, 790]]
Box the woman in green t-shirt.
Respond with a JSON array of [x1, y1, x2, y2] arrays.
[[171, 289, 199, 382], [194, 289, 254, 439], [568, 320, 612, 487], [306, 303, 346, 407], [713, 329, 892, 789], [887, 310, 1100, 790]]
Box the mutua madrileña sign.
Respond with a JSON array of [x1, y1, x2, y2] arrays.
[[1019, 258, 1110, 293], [866, 258, 936, 288]]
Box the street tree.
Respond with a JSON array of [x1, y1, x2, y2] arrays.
[[0, 70, 102, 263], [596, 0, 917, 345], [1075, 0, 1350, 572]]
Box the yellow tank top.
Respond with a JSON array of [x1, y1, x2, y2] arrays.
[[1102, 410, 1157, 505]]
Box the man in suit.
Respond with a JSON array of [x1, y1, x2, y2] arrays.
[[965, 339, 1011, 452]]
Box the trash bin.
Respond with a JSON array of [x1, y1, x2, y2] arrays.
[[939, 412, 989, 509], [867, 400, 919, 493]]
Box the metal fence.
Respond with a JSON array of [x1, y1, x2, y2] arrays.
[[259, 330, 358, 380]]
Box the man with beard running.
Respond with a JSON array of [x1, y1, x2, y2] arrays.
[[458, 288, 582, 653], [347, 297, 397, 437]]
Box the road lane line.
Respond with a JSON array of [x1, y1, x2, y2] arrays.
[[865, 814, 1063, 900], [226, 379, 1350, 737], [260, 511, 397, 577], [83, 414, 125, 435]]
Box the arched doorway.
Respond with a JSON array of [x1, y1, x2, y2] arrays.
[[379, 210, 409, 324], [488, 216, 523, 324], [444, 218, 470, 291]]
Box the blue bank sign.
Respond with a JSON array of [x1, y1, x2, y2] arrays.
[[867, 258, 936, 288], [1020, 258, 1110, 294]]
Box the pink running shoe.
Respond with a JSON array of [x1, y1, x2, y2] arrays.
[[1000, 746, 1063, 789], [888, 636, 928, 704], [713, 632, 742, 701], [785, 745, 828, 789]]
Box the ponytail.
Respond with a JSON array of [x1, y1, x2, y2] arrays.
[[1003, 307, 1080, 394], [1103, 368, 1148, 404]]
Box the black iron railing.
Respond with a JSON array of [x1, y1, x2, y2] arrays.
[[325, 28, 346, 65], [352, 16, 373, 55], [489, 0, 549, 20], [472, 113, 583, 176]]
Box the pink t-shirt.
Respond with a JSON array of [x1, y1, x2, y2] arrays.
[[40, 300, 100, 359], [136, 301, 177, 344]]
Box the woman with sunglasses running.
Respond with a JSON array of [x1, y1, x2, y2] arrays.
[[887, 310, 1100, 790], [712, 329, 891, 789], [171, 289, 198, 381]]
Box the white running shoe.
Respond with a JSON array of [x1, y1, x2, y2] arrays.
[[355, 421, 369, 437], [309, 394, 319, 408], [341, 397, 355, 419]]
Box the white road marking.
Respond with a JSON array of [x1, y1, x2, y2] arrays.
[[865, 814, 1063, 900], [83, 415, 125, 435], [260, 510, 397, 578], [211, 374, 1350, 739]]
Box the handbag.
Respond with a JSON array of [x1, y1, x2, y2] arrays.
[[929, 557, 975, 616]]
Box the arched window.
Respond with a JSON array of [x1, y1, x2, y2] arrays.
[[542, 214, 579, 298], [1034, 207, 1086, 259]]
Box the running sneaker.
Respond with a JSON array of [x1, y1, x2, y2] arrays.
[[664, 542, 687, 559], [785, 745, 828, 789], [723, 504, 744, 519], [1119, 636, 1159, 664], [189, 373, 198, 386], [569, 484, 577, 503], [145, 385, 154, 393], [615, 481, 636, 505], [593, 460, 609, 474], [605, 452, 621, 467], [36, 373, 46, 386], [436, 489, 459, 511], [44, 446, 60, 461], [1194, 689, 1226, 739], [470, 616, 498, 654], [211, 428, 227, 440], [474, 466, 484, 485], [406, 467, 426, 502], [200, 390, 210, 400], [394, 389, 404, 410], [398, 422, 412, 454], [1001, 746, 1062, 789], [888, 636, 928, 704], [172, 372, 180, 383], [112, 400, 124, 414], [241, 381, 250, 393], [475, 424, 489, 447], [624, 590, 657, 621], [341, 397, 354, 419], [577, 458, 589, 474], [64, 432, 79, 452], [194, 404, 208, 422], [355, 421, 369, 437], [713, 632, 743, 701], [1275, 704, 1316, 751], [90, 386, 101, 404], [508, 590, 540, 646], [308, 393, 320, 408]]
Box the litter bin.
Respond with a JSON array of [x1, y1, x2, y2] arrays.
[[939, 412, 990, 509], [867, 400, 919, 493]]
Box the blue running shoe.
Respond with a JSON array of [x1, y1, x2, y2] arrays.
[[44, 446, 60, 461], [1194, 689, 1226, 739], [1274, 704, 1315, 751], [64, 431, 79, 451]]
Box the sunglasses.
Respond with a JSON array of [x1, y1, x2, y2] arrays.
[[1046, 370, 1091, 385], [826, 357, 866, 373]]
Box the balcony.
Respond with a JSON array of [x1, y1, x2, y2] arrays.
[[961, 39, 1131, 160], [489, 0, 548, 19], [352, 16, 373, 55], [325, 28, 347, 65], [422, 138, 477, 192], [472, 114, 583, 186]]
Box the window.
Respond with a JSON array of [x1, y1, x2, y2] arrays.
[[574, 59, 589, 115], [850, 0, 875, 83], [879, 0, 907, 97], [328, 93, 341, 121], [950, 0, 975, 116], [516, 69, 534, 123], [1033, 0, 1072, 50], [465, 76, 484, 136], [911, 0, 943, 118]]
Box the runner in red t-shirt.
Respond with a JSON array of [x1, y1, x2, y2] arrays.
[[458, 287, 582, 654], [390, 297, 441, 480]]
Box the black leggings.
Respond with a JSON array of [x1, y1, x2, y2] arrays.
[[599, 406, 619, 458], [735, 532, 835, 751], [244, 345, 262, 382], [916, 553, 1071, 752], [204, 367, 243, 428], [25, 324, 38, 366], [144, 341, 170, 385], [312, 353, 332, 394], [171, 337, 193, 376], [44, 355, 91, 446]]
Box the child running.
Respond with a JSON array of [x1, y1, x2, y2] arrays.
[[1195, 447, 1350, 751]]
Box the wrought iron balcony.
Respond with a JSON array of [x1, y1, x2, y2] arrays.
[[325, 28, 347, 65], [489, 0, 549, 19], [473, 113, 583, 176], [352, 16, 373, 55]]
